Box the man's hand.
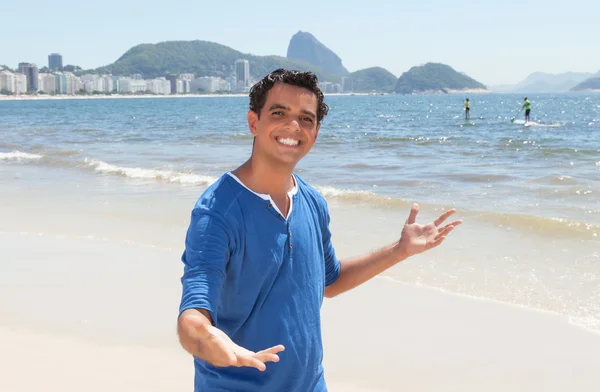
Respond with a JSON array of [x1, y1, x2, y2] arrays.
[[396, 203, 462, 259], [178, 309, 285, 372]]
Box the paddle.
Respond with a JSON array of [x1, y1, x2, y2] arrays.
[[510, 108, 523, 123]]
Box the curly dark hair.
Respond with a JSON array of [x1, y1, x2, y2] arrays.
[[249, 68, 329, 124]]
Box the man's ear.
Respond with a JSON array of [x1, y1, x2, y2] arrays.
[[248, 110, 259, 137], [315, 123, 321, 140]]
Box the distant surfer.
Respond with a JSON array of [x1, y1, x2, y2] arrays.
[[522, 97, 531, 123], [464, 98, 470, 120]]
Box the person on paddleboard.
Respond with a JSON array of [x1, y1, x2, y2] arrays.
[[522, 97, 531, 123], [464, 98, 470, 120]]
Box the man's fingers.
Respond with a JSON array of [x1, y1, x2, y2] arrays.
[[254, 344, 285, 363], [433, 209, 457, 227], [234, 344, 285, 371], [437, 220, 462, 235], [254, 351, 281, 364], [435, 225, 455, 240], [237, 356, 267, 371], [258, 345, 285, 355], [407, 203, 419, 224]]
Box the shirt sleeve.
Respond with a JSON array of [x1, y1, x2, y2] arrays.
[[321, 203, 341, 287], [179, 207, 232, 325]]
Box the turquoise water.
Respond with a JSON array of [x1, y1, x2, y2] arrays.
[[1, 93, 599, 230], [1, 93, 599, 333]]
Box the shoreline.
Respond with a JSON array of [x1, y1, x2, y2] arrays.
[[0, 92, 378, 101]]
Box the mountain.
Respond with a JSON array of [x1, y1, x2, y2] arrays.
[[89, 40, 341, 82], [347, 67, 397, 93], [286, 31, 348, 76], [491, 72, 595, 93], [571, 76, 600, 91], [395, 63, 487, 94]]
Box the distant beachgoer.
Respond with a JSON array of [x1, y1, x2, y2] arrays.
[[464, 98, 470, 120], [176, 68, 463, 392], [522, 97, 531, 122]]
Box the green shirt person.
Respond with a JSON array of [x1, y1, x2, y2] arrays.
[[464, 98, 470, 120], [522, 97, 531, 122]]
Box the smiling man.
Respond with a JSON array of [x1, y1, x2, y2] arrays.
[[177, 68, 462, 392]]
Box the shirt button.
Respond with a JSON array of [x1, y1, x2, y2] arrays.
[[289, 243, 293, 248], [277, 213, 281, 218], [289, 231, 292, 236], [268, 203, 272, 208]]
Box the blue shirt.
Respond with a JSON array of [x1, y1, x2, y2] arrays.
[[179, 172, 341, 392]]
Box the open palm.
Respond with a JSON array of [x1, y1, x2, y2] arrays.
[[398, 204, 462, 258]]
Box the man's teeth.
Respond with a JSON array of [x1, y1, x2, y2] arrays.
[[277, 138, 299, 146]]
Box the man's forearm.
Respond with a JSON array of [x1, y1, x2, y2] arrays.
[[177, 308, 212, 358], [324, 242, 406, 298]]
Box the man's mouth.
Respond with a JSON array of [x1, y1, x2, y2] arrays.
[[276, 136, 301, 147]]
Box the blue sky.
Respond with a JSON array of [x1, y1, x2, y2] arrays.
[[2, 0, 598, 85]]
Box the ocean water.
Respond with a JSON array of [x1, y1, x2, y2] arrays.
[[1, 93, 599, 333]]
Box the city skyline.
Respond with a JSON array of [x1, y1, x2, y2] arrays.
[[1, 55, 351, 96], [2, 0, 599, 86]]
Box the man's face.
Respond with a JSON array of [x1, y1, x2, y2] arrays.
[[248, 83, 320, 167]]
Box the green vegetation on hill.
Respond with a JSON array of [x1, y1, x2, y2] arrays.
[[395, 63, 486, 94], [348, 67, 397, 92], [89, 40, 340, 82], [571, 76, 600, 91]]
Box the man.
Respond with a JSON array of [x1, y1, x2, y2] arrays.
[[522, 96, 531, 123], [177, 68, 462, 392], [464, 98, 470, 120]]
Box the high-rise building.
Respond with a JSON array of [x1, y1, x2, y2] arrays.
[[166, 74, 178, 94], [18, 63, 39, 93], [341, 77, 354, 93], [48, 53, 63, 70], [38, 73, 57, 94], [235, 59, 250, 92]]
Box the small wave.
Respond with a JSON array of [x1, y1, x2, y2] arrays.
[[530, 174, 583, 186], [83, 158, 217, 185], [0, 151, 43, 161], [471, 211, 599, 240], [72, 128, 104, 133]]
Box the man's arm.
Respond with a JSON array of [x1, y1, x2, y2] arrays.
[[177, 308, 213, 358], [177, 208, 284, 370], [324, 204, 461, 298], [324, 242, 405, 298], [177, 308, 284, 371]]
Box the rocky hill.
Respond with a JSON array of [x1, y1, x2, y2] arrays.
[[89, 40, 340, 82], [347, 67, 397, 93], [491, 72, 595, 93], [571, 76, 600, 91], [286, 31, 348, 76], [395, 63, 487, 94]]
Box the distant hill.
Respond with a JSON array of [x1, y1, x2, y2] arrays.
[[571, 76, 600, 91], [491, 72, 595, 93], [88, 40, 340, 82], [286, 31, 348, 76], [395, 63, 487, 94], [347, 67, 397, 93]]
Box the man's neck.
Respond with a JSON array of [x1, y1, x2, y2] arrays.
[[232, 156, 295, 198]]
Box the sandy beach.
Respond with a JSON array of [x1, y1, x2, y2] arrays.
[[1, 183, 599, 392], [2, 91, 599, 391]]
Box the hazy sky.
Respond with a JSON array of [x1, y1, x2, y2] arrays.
[[2, 0, 598, 85]]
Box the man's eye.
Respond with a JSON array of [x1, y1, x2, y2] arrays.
[[272, 111, 283, 116], [302, 117, 313, 123]]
